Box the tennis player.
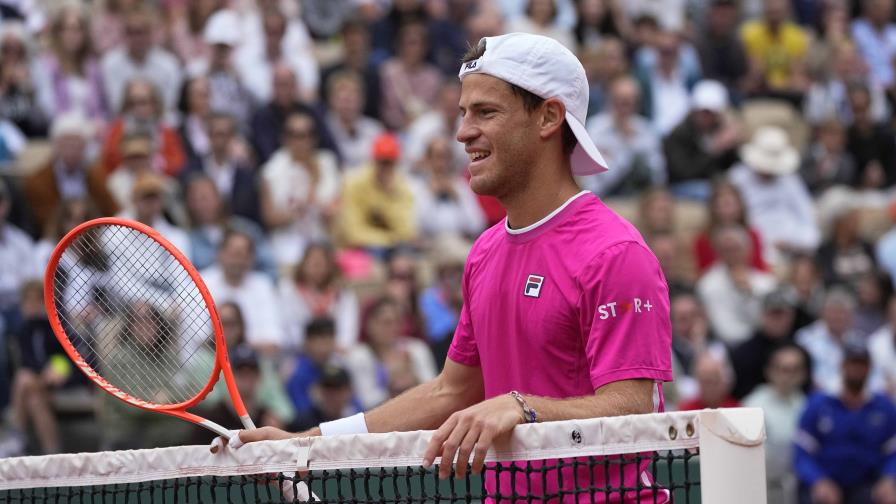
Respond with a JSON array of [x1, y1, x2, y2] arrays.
[[219, 33, 673, 500]]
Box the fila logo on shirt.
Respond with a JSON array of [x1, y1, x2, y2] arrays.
[[598, 298, 653, 319], [524, 274, 545, 298]]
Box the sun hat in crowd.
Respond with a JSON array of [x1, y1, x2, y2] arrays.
[[740, 126, 800, 177], [690, 80, 729, 113]]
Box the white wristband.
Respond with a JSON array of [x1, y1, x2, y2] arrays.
[[319, 413, 369, 436]]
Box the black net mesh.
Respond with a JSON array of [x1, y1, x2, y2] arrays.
[[0, 450, 700, 503]]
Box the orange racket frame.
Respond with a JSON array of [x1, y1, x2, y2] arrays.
[[43, 217, 255, 438]]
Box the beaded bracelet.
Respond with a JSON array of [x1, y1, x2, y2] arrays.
[[509, 390, 538, 423]]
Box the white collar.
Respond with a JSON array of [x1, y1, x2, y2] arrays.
[[505, 190, 590, 235]]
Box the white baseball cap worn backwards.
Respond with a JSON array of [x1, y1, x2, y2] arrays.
[[457, 32, 609, 176]]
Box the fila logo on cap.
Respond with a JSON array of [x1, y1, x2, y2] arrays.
[[524, 275, 545, 298]]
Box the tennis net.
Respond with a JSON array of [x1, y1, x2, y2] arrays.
[[0, 408, 766, 503]]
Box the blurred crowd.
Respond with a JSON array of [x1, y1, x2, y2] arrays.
[[1, 0, 896, 502]]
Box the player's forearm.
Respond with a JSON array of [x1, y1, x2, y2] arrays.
[[523, 379, 655, 423], [364, 374, 481, 433]]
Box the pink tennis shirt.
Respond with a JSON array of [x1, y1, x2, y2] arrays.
[[447, 191, 673, 503]]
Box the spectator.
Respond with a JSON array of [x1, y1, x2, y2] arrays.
[[743, 344, 809, 503], [345, 296, 437, 409], [796, 287, 861, 394], [181, 113, 261, 225], [117, 172, 189, 254], [740, 0, 810, 101], [323, 71, 383, 171], [506, 0, 576, 50], [291, 364, 359, 432], [648, 231, 693, 294], [730, 126, 820, 268], [420, 236, 469, 369], [201, 302, 294, 427], [200, 10, 255, 128], [383, 248, 425, 341], [165, 0, 222, 71], [23, 113, 118, 237], [693, 181, 767, 275], [284, 317, 343, 414], [248, 64, 336, 164], [846, 82, 896, 189], [582, 75, 665, 197], [669, 289, 719, 402], [183, 174, 273, 276], [32, 197, 97, 272], [697, 224, 778, 345], [404, 81, 466, 171], [0, 115, 25, 167], [201, 230, 283, 352], [378, 20, 443, 131], [189, 344, 287, 445], [9, 280, 73, 455], [339, 133, 417, 254], [877, 202, 896, 286], [260, 110, 341, 270], [581, 36, 629, 117], [573, 0, 629, 49], [635, 29, 701, 136], [868, 294, 896, 396], [235, 5, 319, 104], [815, 187, 876, 289], [636, 186, 676, 236], [678, 350, 740, 410], [789, 254, 825, 330], [856, 272, 892, 338], [696, 0, 749, 98], [279, 243, 360, 351], [0, 22, 47, 137], [319, 16, 381, 121], [730, 288, 800, 399], [101, 78, 187, 177], [663, 80, 741, 201], [804, 42, 890, 126], [34, 3, 109, 129], [851, 0, 896, 96], [90, 0, 140, 55], [177, 76, 213, 167], [100, 5, 183, 113], [411, 136, 486, 240], [0, 177, 36, 329], [105, 133, 180, 217], [799, 119, 856, 195], [794, 340, 896, 504]]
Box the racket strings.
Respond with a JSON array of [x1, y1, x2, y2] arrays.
[[53, 225, 217, 406]]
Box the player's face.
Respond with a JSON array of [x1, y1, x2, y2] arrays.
[[457, 74, 541, 198]]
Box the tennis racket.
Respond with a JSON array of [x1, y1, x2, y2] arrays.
[[43, 217, 255, 443]]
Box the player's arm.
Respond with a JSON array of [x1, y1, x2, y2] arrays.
[[217, 358, 483, 449], [421, 378, 654, 480]]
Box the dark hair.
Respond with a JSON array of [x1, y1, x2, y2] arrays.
[[461, 41, 577, 155], [306, 317, 336, 339], [218, 301, 246, 346], [293, 242, 339, 288], [220, 228, 256, 256]]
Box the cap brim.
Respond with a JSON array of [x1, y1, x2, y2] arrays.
[[567, 112, 609, 176]]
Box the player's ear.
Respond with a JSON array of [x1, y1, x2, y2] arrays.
[[539, 98, 566, 141]]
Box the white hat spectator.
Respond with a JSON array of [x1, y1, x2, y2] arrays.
[[740, 126, 800, 177], [49, 112, 93, 140], [203, 10, 241, 47], [690, 80, 729, 113]]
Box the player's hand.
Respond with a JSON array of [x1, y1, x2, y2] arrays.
[[209, 426, 320, 454], [810, 478, 842, 504], [422, 394, 523, 479], [873, 476, 896, 504]]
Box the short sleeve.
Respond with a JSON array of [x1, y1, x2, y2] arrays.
[[447, 258, 480, 367], [578, 241, 673, 390]]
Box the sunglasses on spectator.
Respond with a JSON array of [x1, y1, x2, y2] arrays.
[[285, 129, 314, 139]]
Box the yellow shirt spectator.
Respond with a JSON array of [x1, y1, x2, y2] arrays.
[[741, 20, 810, 90], [339, 134, 417, 249]]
